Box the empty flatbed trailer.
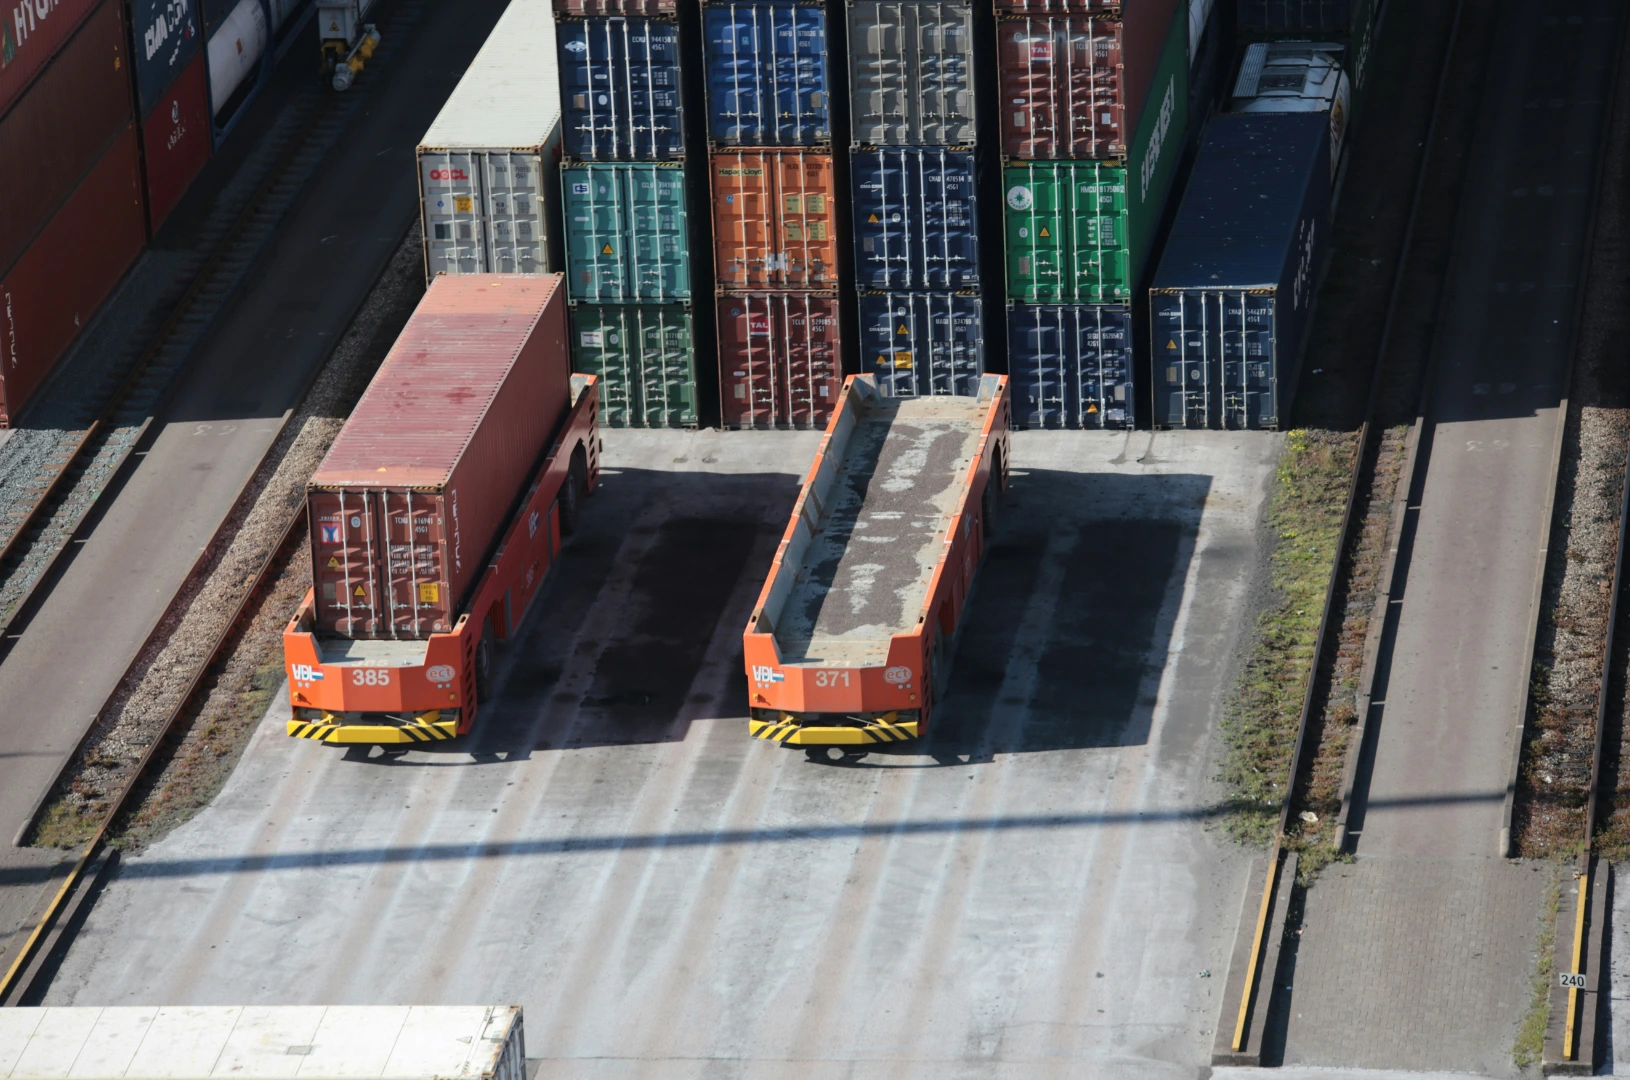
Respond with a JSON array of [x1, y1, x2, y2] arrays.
[[743, 374, 1010, 753]]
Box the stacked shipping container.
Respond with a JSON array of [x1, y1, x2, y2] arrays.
[[131, 0, 212, 233], [1001, 0, 1189, 429], [705, 0, 842, 428], [850, 0, 984, 399], [556, 0, 701, 427]]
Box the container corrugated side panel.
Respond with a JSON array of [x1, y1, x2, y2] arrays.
[[711, 150, 840, 290], [704, 2, 831, 146], [129, 0, 204, 116], [717, 292, 842, 428], [851, 148, 979, 290], [555, 0, 676, 13], [563, 162, 691, 301], [0, 123, 146, 425], [570, 302, 699, 427], [858, 291, 983, 397], [310, 275, 571, 638], [141, 51, 212, 234], [847, 1, 976, 146], [0, 0, 102, 118], [0, 0, 134, 278], [1008, 302, 1132, 428], [559, 17, 685, 160]]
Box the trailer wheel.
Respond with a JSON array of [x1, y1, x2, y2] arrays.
[[981, 451, 1003, 540], [560, 447, 588, 537], [475, 633, 494, 702]]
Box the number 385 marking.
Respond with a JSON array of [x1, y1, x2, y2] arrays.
[[352, 669, 391, 686], [814, 670, 851, 687]]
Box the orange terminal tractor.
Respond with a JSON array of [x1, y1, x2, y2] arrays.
[[743, 373, 1010, 755], [282, 274, 598, 745]]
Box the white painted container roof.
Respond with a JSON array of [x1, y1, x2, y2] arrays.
[[0, 1006, 521, 1079], [420, 0, 561, 150]]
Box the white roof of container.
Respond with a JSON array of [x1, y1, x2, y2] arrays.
[[419, 0, 560, 150], [0, 1006, 520, 1079]]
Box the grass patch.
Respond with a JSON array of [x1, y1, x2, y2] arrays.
[[1221, 429, 1359, 845], [1514, 873, 1562, 1068]]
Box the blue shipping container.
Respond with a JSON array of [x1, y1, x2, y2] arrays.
[[1009, 304, 1134, 430], [851, 148, 979, 291], [704, 2, 830, 146], [559, 17, 685, 160], [858, 291, 983, 397], [1150, 112, 1329, 430], [131, 0, 204, 116]]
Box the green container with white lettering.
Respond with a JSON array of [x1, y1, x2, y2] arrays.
[[570, 303, 699, 428], [1003, 10, 1189, 302]]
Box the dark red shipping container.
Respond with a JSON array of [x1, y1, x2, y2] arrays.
[[0, 0, 102, 118], [996, 1, 1177, 152], [0, 122, 145, 424], [993, 0, 1126, 13], [717, 292, 842, 430], [309, 274, 572, 639], [0, 0, 134, 277], [140, 49, 211, 233], [553, 0, 674, 12]]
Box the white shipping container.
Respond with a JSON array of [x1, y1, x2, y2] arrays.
[[417, 0, 563, 282], [0, 1006, 524, 1079], [207, 0, 305, 116]]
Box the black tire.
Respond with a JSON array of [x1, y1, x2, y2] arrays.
[[930, 624, 953, 704], [474, 633, 495, 702], [560, 448, 588, 537], [982, 452, 1003, 541]]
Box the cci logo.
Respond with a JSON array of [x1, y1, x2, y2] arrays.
[[426, 664, 456, 686], [884, 667, 912, 685], [291, 664, 323, 684], [751, 665, 785, 685]]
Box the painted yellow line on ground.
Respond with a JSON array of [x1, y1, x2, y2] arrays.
[[1564, 867, 1590, 1059], [0, 841, 95, 1002], [1233, 842, 1281, 1052]]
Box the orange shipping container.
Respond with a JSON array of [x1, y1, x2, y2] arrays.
[[711, 150, 840, 290]]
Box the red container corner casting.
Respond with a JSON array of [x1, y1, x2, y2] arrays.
[[0, 122, 145, 425], [718, 292, 842, 430], [308, 274, 571, 639], [140, 49, 211, 233]]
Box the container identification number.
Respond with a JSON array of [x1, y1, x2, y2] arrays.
[[352, 669, 392, 687], [814, 670, 851, 687]]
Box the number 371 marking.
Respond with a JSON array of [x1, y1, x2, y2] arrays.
[[814, 670, 851, 687], [352, 669, 391, 686]]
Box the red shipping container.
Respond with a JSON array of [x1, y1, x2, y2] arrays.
[[309, 274, 571, 639], [994, 0, 1128, 13], [712, 151, 840, 290], [140, 49, 211, 233], [997, 2, 1178, 155], [0, 122, 145, 424], [0, 0, 102, 118], [0, 0, 133, 277], [717, 292, 842, 430], [553, 0, 674, 12]]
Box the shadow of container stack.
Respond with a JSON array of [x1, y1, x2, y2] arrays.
[[1000, 0, 1189, 430], [704, 0, 845, 429], [556, 0, 708, 428]]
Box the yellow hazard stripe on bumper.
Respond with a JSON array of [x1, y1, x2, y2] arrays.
[[748, 715, 920, 746], [286, 714, 458, 744]]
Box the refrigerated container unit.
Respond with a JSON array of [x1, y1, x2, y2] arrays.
[[418, 0, 562, 281], [1236, 0, 1376, 126], [1150, 112, 1329, 430], [1008, 302, 1131, 428], [847, 0, 976, 146], [859, 290, 983, 398], [570, 302, 700, 427], [717, 292, 843, 428], [558, 15, 686, 160], [703, 0, 832, 146], [711, 150, 839, 290], [1002, 7, 1188, 301], [564, 162, 692, 301]]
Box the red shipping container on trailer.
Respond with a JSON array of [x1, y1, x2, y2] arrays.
[[997, 0, 1178, 157], [0, 0, 102, 117], [0, 122, 146, 424], [308, 274, 571, 639], [0, 0, 134, 277], [140, 49, 211, 232], [717, 293, 843, 430]]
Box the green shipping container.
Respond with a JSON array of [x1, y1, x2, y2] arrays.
[[563, 163, 692, 302], [570, 303, 699, 428], [1003, 10, 1189, 302]]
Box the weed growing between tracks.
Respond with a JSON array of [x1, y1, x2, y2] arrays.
[[1221, 429, 1359, 846], [1514, 873, 1562, 1068]]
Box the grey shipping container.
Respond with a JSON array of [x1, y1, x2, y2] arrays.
[[1008, 302, 1132, 429], [851, 147, 979, 290], [558, 16, 686, 159], [570, 303, 699, 426], [418, 0, 563, 282], [1150, 112, 1329, 429], [848, 0, 976, 146], [859, 290, 983, 397]]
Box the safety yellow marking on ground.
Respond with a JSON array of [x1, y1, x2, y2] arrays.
[[1234, 843, 1281, 1053], [1564, 867, 1590, 1059]]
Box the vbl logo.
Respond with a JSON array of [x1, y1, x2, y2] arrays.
[[291, 664, 323, 683], [751, 665, 785, 685]]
